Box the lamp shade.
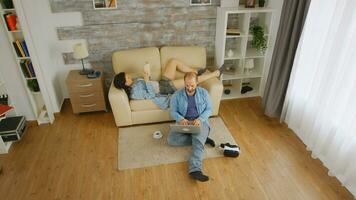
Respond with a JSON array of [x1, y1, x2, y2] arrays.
[[73, 43, 89, 59]]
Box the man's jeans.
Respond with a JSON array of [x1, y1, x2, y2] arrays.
[[167, 123, 210, 173]]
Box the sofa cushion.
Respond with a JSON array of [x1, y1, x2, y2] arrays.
[[130, 99, 161, 111], [160, 46, 206, 79], [112, 47, 162, 81]]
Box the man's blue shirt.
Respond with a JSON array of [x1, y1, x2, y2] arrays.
[[170, 87, 212, 125]]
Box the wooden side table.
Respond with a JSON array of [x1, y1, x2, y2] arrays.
[[66, 69, 107, 114]]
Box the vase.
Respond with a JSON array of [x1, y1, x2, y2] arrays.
[[227, 49, 234, 57]]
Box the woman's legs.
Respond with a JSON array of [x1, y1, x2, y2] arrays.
[[172, 70, 220, 89], [162, 59, 197, 80]]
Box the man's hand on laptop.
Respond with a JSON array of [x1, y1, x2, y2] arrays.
[[180, 119, 189, 125], [192, 119, 201, 126]]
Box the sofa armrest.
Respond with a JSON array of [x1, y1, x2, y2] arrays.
[[199, 77, 223, 116], [108, 83, 132, 126]]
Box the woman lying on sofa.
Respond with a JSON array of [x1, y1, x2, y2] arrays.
[[113, 59, 222, 110]]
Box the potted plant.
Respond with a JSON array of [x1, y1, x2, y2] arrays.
[[250, 25, 267, 53], [0, 0, 14, 9], [27, 79, 40, 92], [258, 0, 265, 7]]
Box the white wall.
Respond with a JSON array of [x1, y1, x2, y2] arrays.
[[19, 0, 84, 112], [0, 21, 35, 119]]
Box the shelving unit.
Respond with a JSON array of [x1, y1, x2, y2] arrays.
[[215, 6, 275, 99], [0, 0, 53, 125]]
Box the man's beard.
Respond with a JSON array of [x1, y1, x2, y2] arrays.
[[186, 88, 196, 94]]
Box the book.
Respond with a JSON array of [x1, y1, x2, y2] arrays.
[[24, 60, 32, 78], [0, 105, 13, 118], [15, 40, 26, 57], [20, 40, 30, 57], [19, 60, 30, 78], [12, 42, 22, 57], [27, 60, 36, 77], [226, 28, 241, 35], [3, 13, 10, 30]]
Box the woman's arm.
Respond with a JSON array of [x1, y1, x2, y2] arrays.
[[170, 92, 185, 122], [130, 79, 156, 100]]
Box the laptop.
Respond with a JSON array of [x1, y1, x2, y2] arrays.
[[169, 124, 201, 134]]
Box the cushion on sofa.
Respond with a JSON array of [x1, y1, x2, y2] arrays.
[[130, 99, 161, 111], [112, 47, 162, 81]]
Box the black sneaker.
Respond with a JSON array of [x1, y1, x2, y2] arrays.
[[189, 171, 209, 182], [241, 86, 253, 94]]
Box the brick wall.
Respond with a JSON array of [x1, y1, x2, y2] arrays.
[[51, 0, 221, 85]]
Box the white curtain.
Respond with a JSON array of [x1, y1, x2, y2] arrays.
[[282, 0, 356, 197]]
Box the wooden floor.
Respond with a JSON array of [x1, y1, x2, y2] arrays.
[[0, 98, 354, 200]]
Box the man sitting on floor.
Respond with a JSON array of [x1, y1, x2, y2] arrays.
[[167, 72, 215, 182]]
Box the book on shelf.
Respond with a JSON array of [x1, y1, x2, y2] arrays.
[[19, 60, 30, 78], [226, 28, 241, 35], [27, 60, 36, 77], [19, 60, 35, 78], [2, 13, 11, 30], [20, 40, 30, 57], [12, 42, 22, 57], [15, 40, 26, 57], [0, 104, 13, 119]]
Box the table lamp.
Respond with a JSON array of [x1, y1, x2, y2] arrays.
[[73, 43, 94, 75]]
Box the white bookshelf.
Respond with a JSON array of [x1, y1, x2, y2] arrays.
[[0, 0, 53, 125], [215, 6, 275, 100]]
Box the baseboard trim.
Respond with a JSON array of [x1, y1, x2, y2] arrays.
[[52, 98, 68, 118]]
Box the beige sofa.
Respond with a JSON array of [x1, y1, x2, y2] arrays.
[[108, 46, 223, 127]]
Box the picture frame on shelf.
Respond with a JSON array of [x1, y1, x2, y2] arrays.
[[93, 0, 117, 9], [221, 0, 239, 8], [190, 0, 211, 6]]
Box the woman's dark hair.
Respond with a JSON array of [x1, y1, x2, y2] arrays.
[[114, 72, 131, 97]]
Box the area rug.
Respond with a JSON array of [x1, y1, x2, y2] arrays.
[[118, 117, 236, 170]]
